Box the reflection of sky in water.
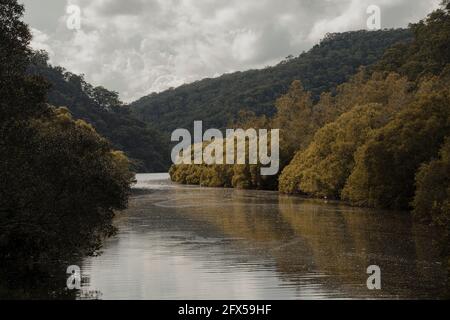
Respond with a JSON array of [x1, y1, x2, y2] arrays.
[[79, 174, 449, 300], [132, 173, 173, 190], [81, 231, 326, 300]]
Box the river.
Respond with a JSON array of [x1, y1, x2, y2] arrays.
[[70, 173, 448, 299]]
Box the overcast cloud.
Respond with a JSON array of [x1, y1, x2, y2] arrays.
[[20, 0, 440, 102]]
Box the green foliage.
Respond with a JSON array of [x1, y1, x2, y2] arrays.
[[1, 109, 134, 264], [170, 3, 450, 226], [0, 0, 134, 267], [169, 69, 413, 192], [0, 0, 31, 81], [169, 131, 273, 189], [28, 51, 170, 173], [272, 80, 317, 163], [375, 5, 450, 80], [342, 81, 450, 209], [0, 0, 49, 121], [279, 72, 414, 196], [169, 59, 417, 193], [413, 139, 450, 226], [280, 4, 450, 220], [280, 104, 388, 197], [132, 30, 412, 133], [338, 1, 450, 210]]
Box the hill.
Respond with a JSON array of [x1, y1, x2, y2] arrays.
[[28, 52, 170, 172], [131, 29, 412, 133]]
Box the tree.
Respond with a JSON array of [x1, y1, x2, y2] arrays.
[[280, 103, 389, 197], [132, 29, 412, 134], [0, 0, 134, 268], [92, 86, 122, 110], [279, 71, 412, 196], [342, 82, 450, 209], [28, 51, 170, 172], [0, 0, 48, 121], [375, 3, 450, 80], [413, 138, 450, 226], [272, 80, 317, 164]]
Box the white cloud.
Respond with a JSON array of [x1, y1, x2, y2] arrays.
[[30, 28, 55, 57], [20, 0, 441, 102]]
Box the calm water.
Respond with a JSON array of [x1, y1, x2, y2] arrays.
[[72, 173, 449, 300]]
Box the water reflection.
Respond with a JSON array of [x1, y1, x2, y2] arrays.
[[77, 173, 448, 299]]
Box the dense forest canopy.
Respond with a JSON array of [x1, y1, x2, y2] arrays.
[[131, 29, 412, 133]]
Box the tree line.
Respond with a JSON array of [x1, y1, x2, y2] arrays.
[[170, 3, 450, 231]]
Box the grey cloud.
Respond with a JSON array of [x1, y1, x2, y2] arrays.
[[94, 0, 160, 17], [21, 0, 441, 102], [19, 0, 66, 34]]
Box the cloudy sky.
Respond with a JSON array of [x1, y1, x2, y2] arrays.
[[20, 0, 440, 102]]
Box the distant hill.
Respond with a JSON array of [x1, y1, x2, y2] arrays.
[[27, 29, 413, 172], [28, 51, 170, 172], [131, 29, 412, 133]]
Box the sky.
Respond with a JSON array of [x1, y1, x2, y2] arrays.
[[20, 0, 441, 102]]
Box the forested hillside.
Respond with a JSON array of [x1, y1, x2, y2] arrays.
[[131, 29, 412, 133], [170, 4, 450, 228], [28, 52, 170, 172]]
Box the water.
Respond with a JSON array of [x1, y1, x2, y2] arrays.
[[74, 173, 449, 299]]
